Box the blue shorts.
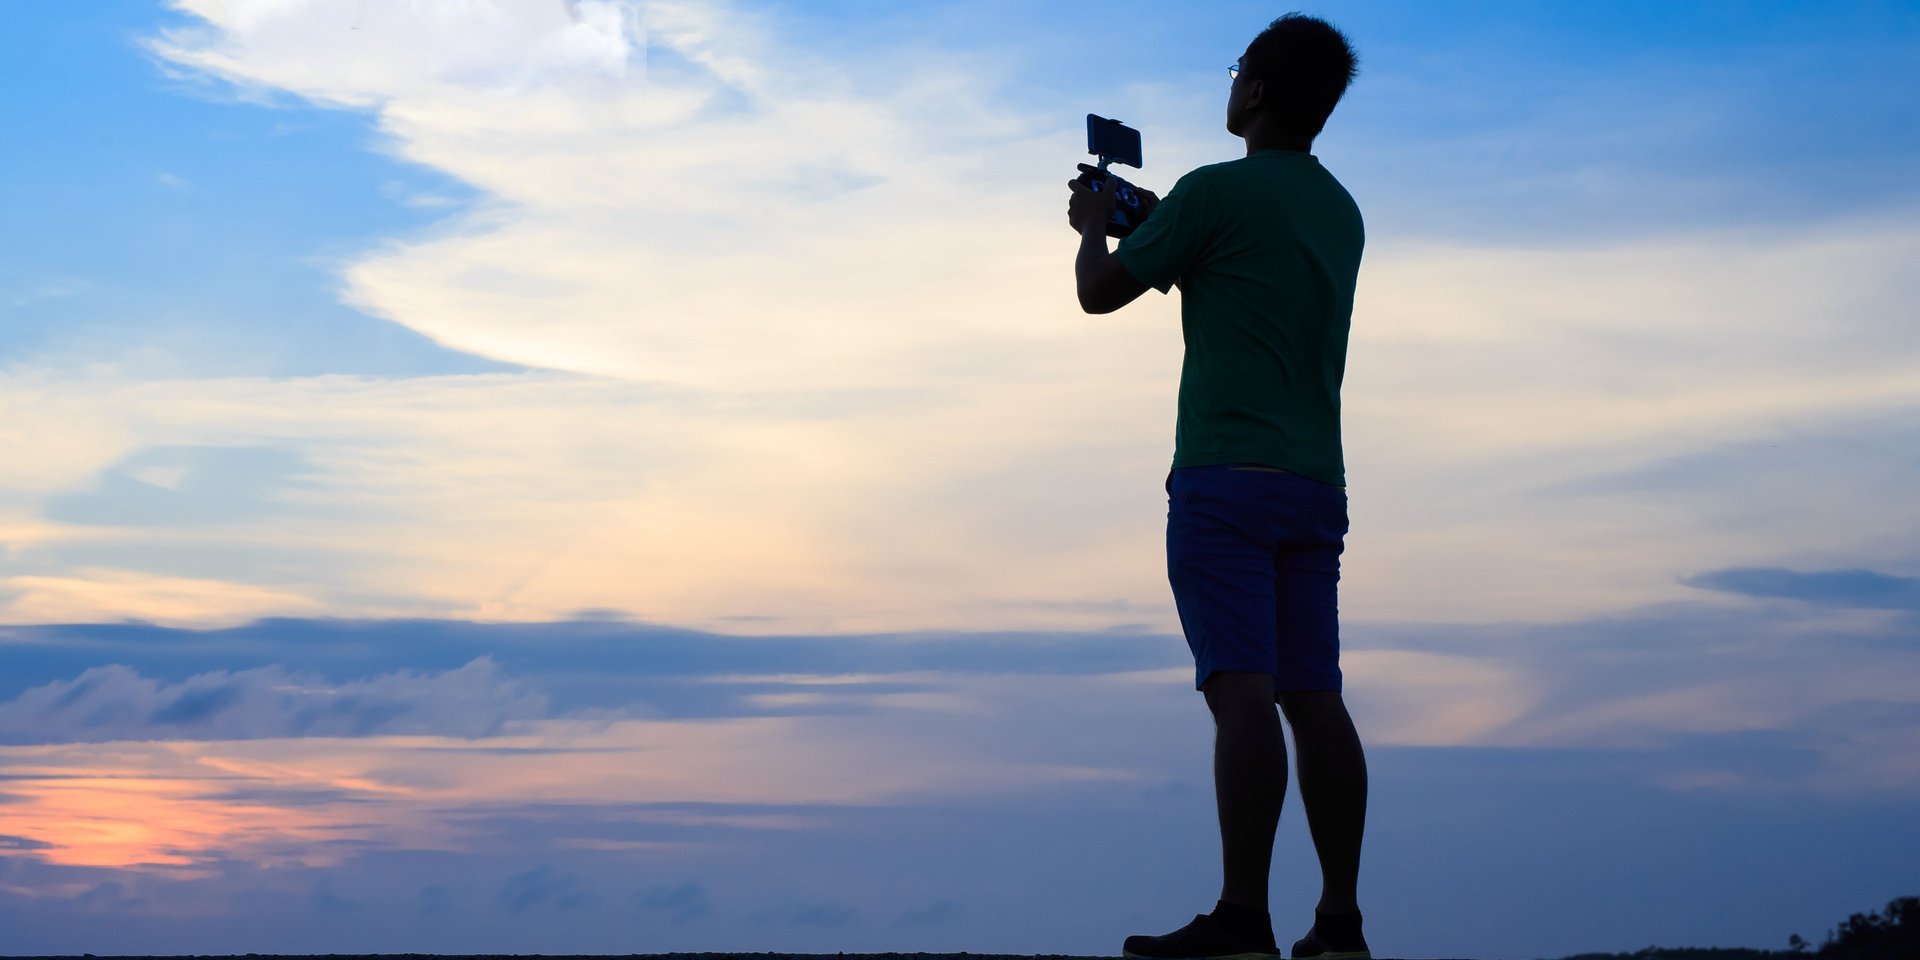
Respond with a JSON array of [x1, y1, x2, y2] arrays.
[[1166, 463, 1350, 693]]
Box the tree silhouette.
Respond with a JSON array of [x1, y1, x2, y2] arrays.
[[1558, 894, 1916, 960], [1804, 894, 1919, 960]]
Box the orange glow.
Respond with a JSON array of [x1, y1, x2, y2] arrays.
[[0, 708, 1146, 872], [0, 744, 401, 872]]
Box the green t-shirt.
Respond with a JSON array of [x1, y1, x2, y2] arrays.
[[1113, 149, 1364, 487]]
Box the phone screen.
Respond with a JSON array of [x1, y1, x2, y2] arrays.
[[1086, 114, 1142, 169]]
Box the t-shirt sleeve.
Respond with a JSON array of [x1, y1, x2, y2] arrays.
[[1113, 169, 1214, 295]]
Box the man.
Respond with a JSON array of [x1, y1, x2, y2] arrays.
[[1065, 14, 1370, 960]]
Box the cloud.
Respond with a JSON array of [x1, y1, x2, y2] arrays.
[[0, 568, 328, 629], [1682, 566, 1920, 611], [1340, 649, 1541, 747], [0, 606, 1913, 956], [0, 0, 1888, 639], [500, 862, 594, 912], [42, 444, 332, 528], [0, 369, 1195, 635], [633, 879, 710, 922], [4, 279, 87, 309], [5, 301, 1918, 637], [0, 601, 1910, 891], [0, 614, 1546, 890], [147, 0, 1077, 392], [0, 615, 1189, 711], [309, 877, 362, 915], [149, 0, 646, 108], [0, 707, 1146, 872], [2, 742, 1912, 959], [0, 656, 548, 744], [0, 631, 1187, 872], [2, 598, 1914, 790], [1355, 594, 1920, 793]]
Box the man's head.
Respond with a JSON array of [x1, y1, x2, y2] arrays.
[[1226, 13, 1359, 145]]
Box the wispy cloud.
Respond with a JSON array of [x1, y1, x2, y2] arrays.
[[0, 567, 328, 628], [42, 444, 333, 528], [1683, 566, 1920, 611], [0, 655, 546, 745], [149, 0, 647, 107]]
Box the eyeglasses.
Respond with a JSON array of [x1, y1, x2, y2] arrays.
[[1228, 60, 1241, 80]]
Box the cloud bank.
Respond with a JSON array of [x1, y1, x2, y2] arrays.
[[0, 606, 1915, 958], [0, 655, 546, 744]]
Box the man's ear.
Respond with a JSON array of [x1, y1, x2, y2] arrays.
[[1246, 78, 1264, 112]]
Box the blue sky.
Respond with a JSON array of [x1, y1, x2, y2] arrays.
[[2, 2, 1918, 958], [0, 1, 515, 379]]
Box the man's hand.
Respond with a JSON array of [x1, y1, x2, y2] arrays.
[[1132, 185, 1161, 223], [1068, 172, 1161, 236], [1069, 174, 1153, 314], [1067, 172, 1119, 235]]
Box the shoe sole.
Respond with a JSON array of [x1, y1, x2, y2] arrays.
[[1122, 952, 1280, 960]]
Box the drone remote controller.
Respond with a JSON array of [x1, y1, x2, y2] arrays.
[[1077, 115, 1148, 238], [1075, 163, 1148, 238]]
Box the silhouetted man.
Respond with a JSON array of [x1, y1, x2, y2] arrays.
[[1066, 14, 1370, 960]]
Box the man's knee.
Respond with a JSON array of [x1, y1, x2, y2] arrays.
[[1276, 688, 1345, 724], [1203, 671, 1276, 719]]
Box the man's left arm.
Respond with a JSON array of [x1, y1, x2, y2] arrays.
[[1067, 176, 1154, 314]]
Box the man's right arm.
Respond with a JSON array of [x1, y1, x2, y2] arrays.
[[1112, 169, 1212, 296]]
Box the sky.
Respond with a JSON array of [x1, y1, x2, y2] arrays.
[[1, 1, 1918, 957]]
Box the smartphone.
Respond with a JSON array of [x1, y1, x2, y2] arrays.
[[1086, 114, 1142, 169]]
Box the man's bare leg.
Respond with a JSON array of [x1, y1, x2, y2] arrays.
[[1278, 689, 1368, 914], [1202, 671, 1288, 910]]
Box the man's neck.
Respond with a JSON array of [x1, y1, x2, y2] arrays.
[[1245, 136, 1312, 156], [1241, 118, 1312, 156]]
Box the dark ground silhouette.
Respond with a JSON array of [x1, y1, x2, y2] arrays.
[[1557, 895, 1918, 960], [1, 895, 1909, 960]]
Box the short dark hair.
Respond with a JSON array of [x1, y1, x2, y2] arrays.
[[1240, 13, 1359, 140]]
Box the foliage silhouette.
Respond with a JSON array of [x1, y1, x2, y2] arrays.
[[1554, 895, 1916, 960]]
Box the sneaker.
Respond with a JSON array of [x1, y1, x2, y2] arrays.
[[1288, 909, 1370, 960], [1123, 910, 1281, 960]]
